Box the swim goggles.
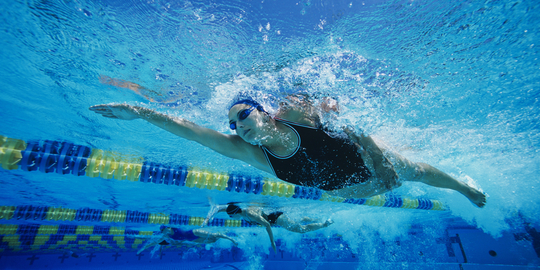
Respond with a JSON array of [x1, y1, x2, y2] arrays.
[[230, 106, 256, 130]]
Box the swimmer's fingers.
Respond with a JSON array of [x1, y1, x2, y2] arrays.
[[89, 107, 112, 114], [89, 104, 124, 111], [89, 105, 118, 118], [101, 114, 120, 119], [89, 105, 109, 111], [89, 104, 118, 115], [89, 104, 140, 120]]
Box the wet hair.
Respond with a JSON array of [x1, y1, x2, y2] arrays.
[[226, 203, 242, 216], [228, 96, 266, 113]]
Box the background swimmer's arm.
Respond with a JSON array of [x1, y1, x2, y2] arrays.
[[344, 128, 399, 190], [99, 75, 180, 103], [99, 75, 145, 95], [89, 104, 257, 162]]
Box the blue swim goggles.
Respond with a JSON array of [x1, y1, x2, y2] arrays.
[[230, 106, 256, 130]]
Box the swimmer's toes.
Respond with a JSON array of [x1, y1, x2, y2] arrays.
[[473, 192, 487, 208]]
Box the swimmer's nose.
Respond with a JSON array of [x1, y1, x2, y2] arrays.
[[236, 120, 245, 129]]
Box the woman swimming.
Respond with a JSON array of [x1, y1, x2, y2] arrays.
[[89, 95, 486, 207], [202, 202, 333, 251], [136, 226, 236, 257]]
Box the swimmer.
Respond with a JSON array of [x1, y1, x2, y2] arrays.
[[202, 202, 333, 251], [90, 94, 486, 208], [136, 226, 236, 257]]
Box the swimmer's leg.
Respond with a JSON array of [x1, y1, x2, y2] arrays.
[[192, 229, 237, 245], [407, 162, 486, 208], [149, 244, 162, 258], [275, 215, 333, 234], [138, 238, 159, 255], [327, 177, 391, 199], [376, 147, 487, 208], [345, 129, 400, 191]]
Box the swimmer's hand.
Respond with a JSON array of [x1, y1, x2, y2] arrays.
[[320, 97, 339, 113], [89, 104, 140, 120]]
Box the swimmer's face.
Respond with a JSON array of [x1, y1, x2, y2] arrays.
[[228, 104, 269, 145]]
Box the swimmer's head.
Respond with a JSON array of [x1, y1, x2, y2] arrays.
[[228, 96, 274, 145], [226, 203, 242, 217], [228, 97, 266, 114]]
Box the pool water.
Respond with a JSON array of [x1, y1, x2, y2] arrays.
[[0, 0, 539, 269]]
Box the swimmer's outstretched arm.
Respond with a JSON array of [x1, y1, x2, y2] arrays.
[[89, 104, 263, 167], [344, 128, 399, 190]]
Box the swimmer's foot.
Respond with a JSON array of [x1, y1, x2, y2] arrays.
[[324, 219, 334, 227], [465, 187, 487, 208]]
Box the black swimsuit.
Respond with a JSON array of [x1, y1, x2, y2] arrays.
[[227, 203, 283, 225], [263, 212, 283, 224], [261, 119, 371, 191]]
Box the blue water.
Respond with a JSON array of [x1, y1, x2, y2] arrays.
[[0, 0, 539, 269]]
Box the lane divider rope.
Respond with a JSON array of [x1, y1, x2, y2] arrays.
[[0, 135, 445, 211], [0, 205, 256, 228]]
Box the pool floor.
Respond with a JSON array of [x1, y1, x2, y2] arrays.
[[1, 225, 539, 270]]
